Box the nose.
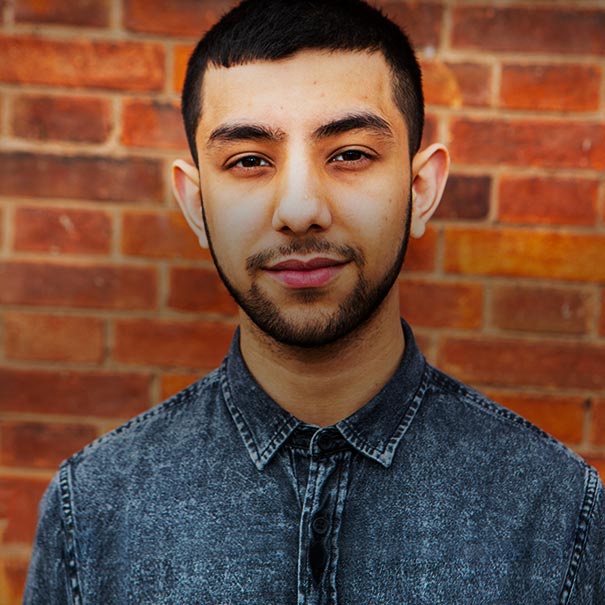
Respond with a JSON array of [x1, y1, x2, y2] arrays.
[[271, 158, 332, 235]]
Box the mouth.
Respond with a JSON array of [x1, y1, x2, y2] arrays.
[[264, 256, 349, 288]]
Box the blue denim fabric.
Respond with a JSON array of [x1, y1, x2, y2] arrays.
[[25, 320, 604, 604]]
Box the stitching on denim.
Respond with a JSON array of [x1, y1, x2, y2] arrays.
[[339, 360, 430, 465], [219, 363, 296, 468], [558, 468, 600, 604], [68, 371, 219, 465], [58, 462, 83, 605]]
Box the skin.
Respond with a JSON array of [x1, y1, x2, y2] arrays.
[[173, 50, 449, 426]]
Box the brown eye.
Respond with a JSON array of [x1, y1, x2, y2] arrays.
[[231, 155, 270, 169], [330, 149, 371, 163]]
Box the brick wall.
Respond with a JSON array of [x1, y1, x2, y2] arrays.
[[0, 0, 604, 602]]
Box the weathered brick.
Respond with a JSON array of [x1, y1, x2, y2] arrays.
[[498, 176, 598, 227], [421, 113, 439, 148], [13, 206, 111, 254], [0, 36, 165, 90], [160, 373, 202, 400], [0, 421, 97, 469], [491, 284, 593, 336], [0, 476, 49, 544], [122, 210, 211, 260], [501, 64, 601, 112], [0, 261, 157, 309], [435, 174, 490, 220], [379, 2, 443, 50], [0, 152, 163, 203], [122, 99, 187, 149], [449, 118, 605, 170], [438, 337, 605, 390], [591, 399, 605, 446], [0, 557, 29, 605], [0, 368, 150, 417], [173, 43, 195, 92], [422, 61, 491, 108], [168, 267, 238, 314], [402, 224, 437, 273], [451, 7, 605, 55], [4, 312, 105, 363], [10, 94, 112, 143], [601, 292, 605, 336], [444, 227, 605, 282], [15, 0, 110, 27], [399, 279, 483, 329], [124, 0, 226, 36], [485, 390, 586, 444], [114, 319, 234, 368]]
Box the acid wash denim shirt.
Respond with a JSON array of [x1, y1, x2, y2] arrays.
[[25, 320, 604, 605]]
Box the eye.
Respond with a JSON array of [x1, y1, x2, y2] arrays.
[[228, 155, 271, 169], [329, 149, 373, 164]]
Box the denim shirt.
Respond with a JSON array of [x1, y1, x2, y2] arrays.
[[25, 320, 604, 604]]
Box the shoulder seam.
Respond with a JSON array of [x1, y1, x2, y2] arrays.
[[559, 468, 601, 605]]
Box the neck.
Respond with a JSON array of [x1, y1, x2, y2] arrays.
[[238, 289, 404, 426]]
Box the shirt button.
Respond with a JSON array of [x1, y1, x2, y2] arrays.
[[312, 515, 329, 535], [317, 432, 336, 452]]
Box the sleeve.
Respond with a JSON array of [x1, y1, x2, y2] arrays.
[[23, 473, 72, 605], [565, 469, 605, 605]]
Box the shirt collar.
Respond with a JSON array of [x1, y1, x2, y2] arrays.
[[220, 319, 429, 470]]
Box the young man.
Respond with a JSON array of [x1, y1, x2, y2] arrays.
[[25, 1, 604, 603]]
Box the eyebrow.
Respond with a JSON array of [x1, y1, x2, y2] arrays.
[[312, 112, 394, 140], [207, 124, 286, 147]]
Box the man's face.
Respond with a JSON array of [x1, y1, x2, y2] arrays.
[[196, 50, 413, 347]]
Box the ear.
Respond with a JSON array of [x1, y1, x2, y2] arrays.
[[171, 159, 208, 248], [410, 143, 450, 238]]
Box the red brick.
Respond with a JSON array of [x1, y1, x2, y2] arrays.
[[0, 152, 163, 203], [379, 2, 443, 49], [421, 113, 439, 148], [0, 368, 150, 417], [114, 319, 234, 368], [0, 261, 157, 309], [491, 285, 593, 336], [10, 94, 112, 143], [160, 373, 202, 400], [4, 312, 105, 363], [402, 224, 437, 273], [13, 206, 111, 254], [451, 7, 605, 55], [434, 174, 490, 220], [122, 210, 211, 260], [438, 337, 605, 390], [15, 0, 110, 27], [399, 279, 483, 329], [0, 421, 97, 470], [0, 477, 49, 544], [499, 176, 598, 227], [0, 557, 29, 605], [422, 61, 491, 108], [168, 266, 238, 314], [591, 399, 605, 446], [173, 43, 195, 92], [0, 36, 164, 90], [444, 227, 605, 282], [450, 118, 605, 170], [122, 99, 187, 149], [601, 292, 605, 336], [124, 0, 226, 36], [484, 390, 586, 444], [501, 64, 601, 112]]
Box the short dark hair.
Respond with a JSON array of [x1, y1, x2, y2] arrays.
[[181, 0, 424, 167]]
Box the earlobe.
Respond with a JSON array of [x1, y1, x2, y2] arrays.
[[410, 143, 450, 238], [171, 159, 208, 248]]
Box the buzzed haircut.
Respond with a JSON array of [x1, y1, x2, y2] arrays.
[[181, 0, 424, 166]]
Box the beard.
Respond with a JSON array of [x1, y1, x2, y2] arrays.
[[202, 191, 412, 348]]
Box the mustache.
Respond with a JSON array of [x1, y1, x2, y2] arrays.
[[246, 238, 366, 273]]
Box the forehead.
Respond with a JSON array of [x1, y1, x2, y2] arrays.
[[197, 50, 407, 144]]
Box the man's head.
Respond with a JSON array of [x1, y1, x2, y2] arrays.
[[173, 0, 449, 349], [181, 0, 424, 167]]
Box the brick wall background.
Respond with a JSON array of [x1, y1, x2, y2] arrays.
[[0, 0, 604, 602]]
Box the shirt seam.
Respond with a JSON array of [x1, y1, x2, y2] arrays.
[[558, 468, 601, 604]]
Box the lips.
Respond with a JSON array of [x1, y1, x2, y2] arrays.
[[264, 257, 348, 288]]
